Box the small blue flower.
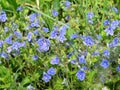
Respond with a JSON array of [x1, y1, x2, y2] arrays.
[[57, 35, 67, 43], [33, 29, 39, 35], [50, 30, 58, 39], [42, 72, 51, 83], [29, 13, 37, 22], [17, 6, 23, 11], [83, 36, 94, 46], [50, 56, 59, 65], [87, 12, 94, 19], [104, 20, 110, 26], [100, 59, 109, 69], [71, 34, 79, 39], [79, 55, 86, 64], [103, 50, 110, 57], [81, 66, 87, 71], [112, 7, 118, 14], [76, 70, 86, 81], [70, 59, 77, 64], [0, 41, 3, 48], [0, 52, 9, 60], [4, 35, 13, 44], [65, 15, 70, 21], [47, 67, 56, 76], [32, 55, 38, 61], [65, 1, 71, 8], [52, 10, 59, 17], [59, 25, 67, 35], [27, 32, 33, 42], [0, 11, 7, 22], [105, 26, 114, 36], [37, 38, 50, 52], [92, 51, 100, 56], [109, 37, 119, 48], [116, 65, 120, 71], [88, 19, 93, 24], [42, 27, 49, 33], [4, 27, 9, 32], [110, 20, 119, 29], [14, 31, 22, 39]]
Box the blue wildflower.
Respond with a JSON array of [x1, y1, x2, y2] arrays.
[[60, 25, 67, 35], [57, 35, 67, 43], [37, 38, 50, 52], [33, 29, 39, 35], [0, 52, 9, 60], [103, 50, 110, 57], [47, 67, 56, 76], [71, 34, 79, 39], [112, 7, 118, 14], [4, 35, 13, 44], [65, 1, 71, 8], [76, 70, 86, 81], [4, 27, 9, 32], [92, 51, 100, 56], [17, 6, 23, 11], [81, 66, 87, 71], [87, 12, 94, 19], [50, 56, 59, 65], [42, 72, 51, 83], [88, 19, 93, 24], [116, 65, 120, 71], [32, 55, 38, 61], [110, 20, 119, 29], [105, 26, 114, 36], [29, 13, 37, 22], [100, 59, 109, 69], [109, 37, 119, 48], [30, 19, 39, 28], [0, 41, 3, 48], [27, 32, 33, 42], [104, 20, 110, 26], [65, 15, 70, 21], [0, 11, 7, 22], [79, 55, 86, 64], [70, 59, 77, 64], [50, 30, 58, 39], [14, 31, 22, 39], [83, 36, 94, 46], [42, 27, 49, 33], [52, 10, 59, 17]]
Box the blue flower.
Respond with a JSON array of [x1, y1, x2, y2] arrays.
[[42, 72, 51, 83], [83, 36, 94, 46], [14, 31, 22, 39], [105, 26, 114, 36], [79, 55, 86, 64], [52, 10, 59, 17], [104, 20, 110, 26], [110, 20, 119, 29], [92, 51, 100, 56], [0, 52, 9, 60], [70, 59, 77, 64], [4, 27, 9, 32], [65, 1, 71, 8], [33, 29, 39, 35], [27, 32, 33, 42], [57, 35, 67, 43], [109, 37, 119, 48], [42, 27, 49, 33], [88, 19, 93, 24], [76, 70, 86, 81], [100, 59, 109, 69], [50, 56, 59, 65], [4, 35, 13, 44], [103, 50, 110, 57], [112, 7, 118, 14], [0, 11, 7, 22], [81, 66, 87, 71], [37, 38, 50, 52], [71, 34, 79, 39], [87, 12, 94, 19], [116, 65, 120, 71], [47, 67, 56, 76], [30, 19, 39, 28], [29, 13, 37, 22], [17, 6, 23, 11], [50, 30, 58, 39], [59, 25, 67, 35], [32, 55, 38, 61], [0, 41, 3, 48], [65, 15, 70, 21]]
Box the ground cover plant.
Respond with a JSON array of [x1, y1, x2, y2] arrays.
[[0, 0, 120, 90]]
